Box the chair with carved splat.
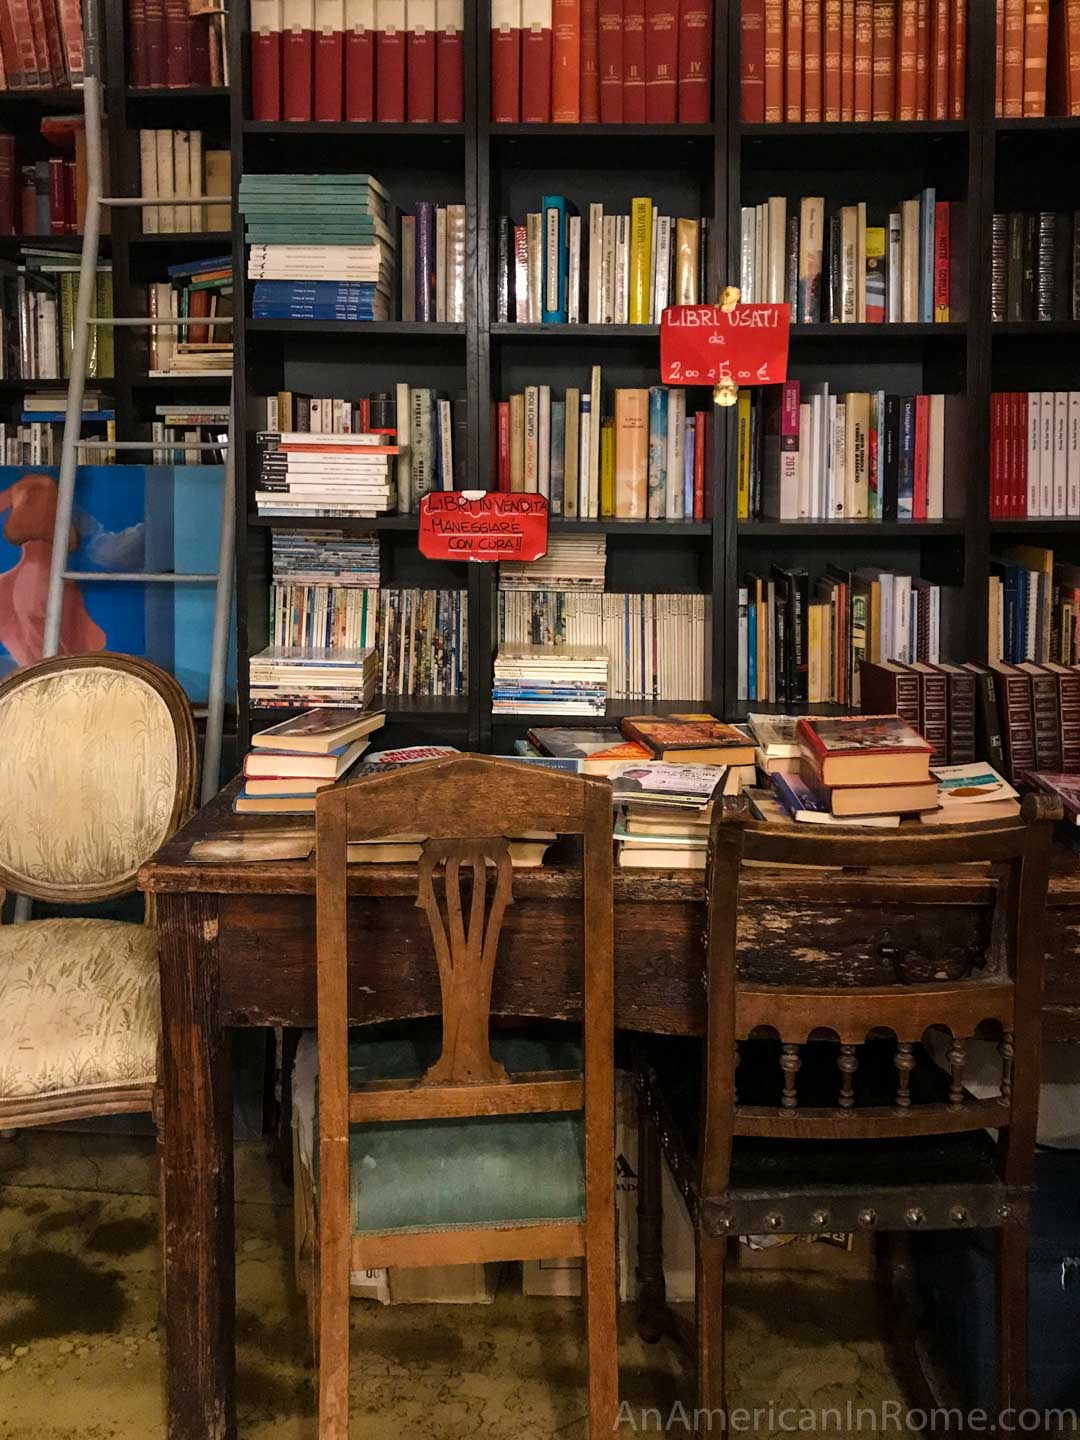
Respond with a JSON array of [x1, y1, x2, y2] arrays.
[[634, 792, 1059, 1419], [313, 753, 617, 1440]]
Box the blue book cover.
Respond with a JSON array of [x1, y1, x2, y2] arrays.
[[683, 416, 695, 516], [647, 388, 667, 521], [540, 196, 576, 324], [919, 188, 936, 323], [898, 396, 916, 519], [747, 598, 757, 698], [771, 770, 827, 818], [22, 411, 115, 423], [167, 254, 232, 278], [549, 399, 565, 516], [252, 281, 380, 297]]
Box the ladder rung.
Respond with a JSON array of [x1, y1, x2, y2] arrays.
[[88, 317, 235, 326], [101, 196, 226, 207], [62, 572, 218, 583], [77, 440, 230, 450]]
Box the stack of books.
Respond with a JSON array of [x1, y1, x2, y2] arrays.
[[987, 545, 1080, 667], [255, 430, 398, 518], [736, 384, 953, 523], [239, 173, 394, 322], [148, 255, 234, 377], [377, 587, 468, 697], [137, 130, 231, 233], [271, 529, 381, 652], [771, 714, 937, 826], [611, 761, 731, 870], [248, 645, 378, 709], [740, 0, 966, 123], [490, 0, 713, 124], [991, 213, 1080, 324], [234, 708, 387, 815], [151, 403, 230, 464], [400, 203, 467, 323], [738, 192, 952, 325], [499, 536, 607, 591], [921, 761, 1021, 826], [522, 725, 650, 772], [496, 199, 708, 325], [492, 642, 608, 716], [991, 393, 1080, 518]]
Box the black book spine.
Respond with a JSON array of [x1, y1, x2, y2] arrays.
[[452, 392, 467, 487], [370, 391, 392, 428], [1036, 211, 1055, 323], [827, 212, 841, 323], [975, 670, 1007, 774], [1022, 212, 1037, 322], [750, 390, 763, 519], [1074, 211, 1080, 322], [991, 212, 1007, 323], [793, 568, 808, 705], [1054, 212, 1073, 321], [785, 213, 799, 311], [882, 393, 900, 522], [496, 215, 511, 324], [1006, 212, 1024, 322]]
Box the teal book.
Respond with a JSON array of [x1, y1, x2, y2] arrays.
[[647, 387, 668, 521], [919, 187, 935, 323], [549, 399, 565, 516], [540, 195, 577, 324]]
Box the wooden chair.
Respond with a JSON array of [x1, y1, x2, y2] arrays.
[[0, 653, 197, 1130], [313, 752, 618, 1439], [635, 793, 1059, 1418]]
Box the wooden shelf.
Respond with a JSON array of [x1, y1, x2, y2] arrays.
[[0, 87, 83, 109], [491, 323, 659, 340], [739, 521, 965, 538], [245, 319, 466, 336], [993, 321, 1080, 336], [126, 86, 228, 100], [989, 519, 1080, 533], [790, 322, 966, 338], [741, 119, 967, 138], [490, 123, 715, 139], [549, 518, 711, 534], [994, 116, 1080, 132], [248, 513, 418, 530], [243, 120, 465, 137]]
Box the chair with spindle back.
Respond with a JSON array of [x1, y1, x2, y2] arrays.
[[634, 793, 1059, 1419], [313, 753, 617, 1439]]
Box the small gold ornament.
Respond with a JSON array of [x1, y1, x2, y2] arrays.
[[719, 285, 741, 313], [713, 380, 738, 407]]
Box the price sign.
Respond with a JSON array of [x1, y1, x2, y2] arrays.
[[660, 304, 791, 388], [418, 491, 549, 562]]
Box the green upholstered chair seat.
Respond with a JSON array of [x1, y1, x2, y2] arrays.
[[313, 1025, 586, 1236]]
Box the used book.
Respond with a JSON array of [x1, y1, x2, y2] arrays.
[[620, 714, 755, 766], [797, 714, 933, 787], [526, 726, 650, 773], [770, 772, 901, 828], [613, 819, 708, 871], [920, 762, 1021, 825], [608, 760, 728, 810]]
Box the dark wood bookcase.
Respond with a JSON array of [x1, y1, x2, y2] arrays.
[[220, 0, 1080, 754]]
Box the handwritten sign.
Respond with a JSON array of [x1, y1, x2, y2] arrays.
[[660, 304, 791, 388], [418, 491, 549, 562]]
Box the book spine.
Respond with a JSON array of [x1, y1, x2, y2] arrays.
[[552, 0, 581, 120], [678, 0, 712, 120], [803, 0, 822, 120], [436, 0, 465, 120], [999, 672, 1036, 780], [581, 0, 600, 119], [918, 667, 948, 759], [57, 0, 84, 83], [521, 0, 553, 121], [623, 0, 646, 119], [785, 0, 803, 119], [896, 0, 916, 116], [598, 0, 624, 119], [870, 0, 894, 120], [647, 0, 679, 120], [1030, 669, 1063, 770], [934, 200, 950, 321], [823, 0, 842, 117], [344, 0, 375, 119], [375, 0, 407, 120], [314, 0, 345, 120], [1058, 669, 1080, 769], [491, 0, 522, 122], [1002, 0, 1024, 115], [1023, 0, 1049, 116], [406, 0, 437, 121], [853, 0, 872, 119], [164, 0, 192, 85], [764, 0, 785, 119], [948, 0, 965, 117], [741, 0, 766, 121], [252, 0, 285, 120], [283, 0, 315, 119], [414, 202, 435, 322]]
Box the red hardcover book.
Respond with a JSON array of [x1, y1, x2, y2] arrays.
[[521, 0, 553, 120], [915, 0, 929, 114], [144, 0, 167, 84], [56, 0, 84, 83], [2, 0, 40, 86], [995, 0, 1004, 113], [678, 0, 712, 120], [1013, 390, 1027, 517], [129, 0, 149, 86], [24, 0, 53, 85], [853, 0, 871, 118], [553, 0, 581, 121], [435, 0, 464, 121], [741, 0, 766, 121], [948, 0, 965, 116], [929, 0, 948, 117], [39, 0, 68, 84], [580, 0, 600, 118], [375, 0, 407, 121], [406, 0, 437, 122], [840, 0, 855, 117], [497, 401, 512, 490], [933, 199, 950, 320], [785, 0, 803, 119], [803, 0, 822, 118], [1024, 0, 1049, 115], [1002, 0, 1023, 115], [47, 155, 64, 234], [703, 408, 713, 518], [913, 393, 929, 520], [623, 0, 646, 119], [164, 0, 192, 86], [896, 0, 916, 116], [870, 0, 894, 118], [823, 0, 842, 117], [63, 156, 75, 232], [765, 0, 784, 119], [313, 0, 345, 120], [189, 1, 213, 85], [598, 0, 623, 120], [283, 0, 315, 120], [1048, 0, 1080, 116], [251, 0, 284, 120], [646, 0, 678, 119], [693, 410, 706, 518], [491, 0, 522, 122], [0, 134, 14, 236], [990, 392, 1000, 517]]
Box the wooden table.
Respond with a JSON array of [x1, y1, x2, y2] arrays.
[[140, 780, 1080, 1440]]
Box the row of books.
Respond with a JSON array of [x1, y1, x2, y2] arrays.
[[951, 656, 1080, 781], [137, 131, 231, 234], [495, 200, 709, 326], [739, 0, 966, 123], [272, 527, 381, 584], [995, 0, 1076, 117], [0, 413, 113, 465], [739, 192, 953, 325], [0, 257, 113, 379], [991, 211, 1080, 324], [271, 529, 381, 650], [491, 0, 712, 124], [249, 0, 464, 122], [249, 643, 378, 708], [493, 643, 608, 715], [147, 255, 234, 376], [255, 429, 399, 517], [857, 657, 976, 765], [400, 202, 467, 323], [736, 384, 952, 522], [990, 392, 1080, 519], [128, 0, 228, 88], [499, 535, 606, 590], [263, 389, 396, 433], [737, 566, 941, 706], [0, 116, 98, 238], [150, 403, 229, 463], [496, 371, 713, 521], [988, 545, 1080, 668], [0, 0, 83, 88], [497, 590, 711, 701]]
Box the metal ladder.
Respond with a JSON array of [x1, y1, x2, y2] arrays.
[[39, 0, 235, 815]]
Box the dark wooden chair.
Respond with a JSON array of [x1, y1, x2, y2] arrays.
[[635, 793, 1059, 1418], [314, 753, 618, 1439]]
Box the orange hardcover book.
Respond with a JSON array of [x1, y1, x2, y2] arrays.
[[871, 0, 895, 117], [853, 0, 872, 118], [764, 0, 786, 118], [580, 0, 600, 119], [948, 0, 965, 116], [929, 0, 948, 116], [1023, 0, 1050, 114], [823, 0, 842, 116], [1048, 0, 1080, 115], [995, 0, 1004, 113], [785, 0, 804, 119], [804, 0, 823, 117], [741, 0, 767, 121], [841, 0, 856, 116], [1002, 0, 1025, 114], [896, 0, 917, 114], [552, 0, 582, 120], [916, 0, 930, 115]]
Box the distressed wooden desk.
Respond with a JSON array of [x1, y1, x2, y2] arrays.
[[140, 779, 1080, 1440]]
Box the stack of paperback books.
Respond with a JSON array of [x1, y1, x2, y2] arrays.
[[234, 708, 387, 815], [239, 173, 394, 322], [271, 529, 381, 652], [248, 645, 378, 709], [770, 714, 936, 826], [148, 254, 234, 376], [492, 643, 608, 716], [255, 430, 398, 518], [611, 761, 731, 870], [499, 536, 607, 591]]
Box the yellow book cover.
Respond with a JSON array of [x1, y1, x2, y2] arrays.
[[613, 387, 648, 517], [600, 419, 615, 516], [807, 602, 823, 703], [628, 197, 653, 324], [509, 393, 525, 492], [674, 217, 699, 305], [736, 390, 751, 519]]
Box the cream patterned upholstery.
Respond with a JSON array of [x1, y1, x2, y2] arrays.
[[0, 918, 159, 1103], [0, 665, 179, 897]]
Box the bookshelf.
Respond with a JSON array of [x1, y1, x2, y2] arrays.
[[226, 0, 1080, 752]]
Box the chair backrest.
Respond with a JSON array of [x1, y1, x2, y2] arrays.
[[697, 793, 1059, 1197], [314, 752, 614, 1146], [0, 653, 197, 903]]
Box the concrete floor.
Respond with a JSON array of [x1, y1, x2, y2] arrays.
[[0, 1130, 917, 1438]]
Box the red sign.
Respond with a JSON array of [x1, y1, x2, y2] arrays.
[[418, 491, 549, 562], [660, 304, 791, 388]]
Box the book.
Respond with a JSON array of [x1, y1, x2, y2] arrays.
[[620, 714, 756, 764], [921, 761, 1020, 823], [527, 726, 651, 772], [243, 738, 371, 777], [770, 770, 901, 825], [608, 760, 727, 808], [796, 713, 933, 785], [250, 706, 387, 753]]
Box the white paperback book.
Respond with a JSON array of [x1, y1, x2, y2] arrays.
[[1027, 391, 1041, 517], [1069, 391, 1080, 516], [588, 203, 604, 324], [1055, 391, 1069, 517]]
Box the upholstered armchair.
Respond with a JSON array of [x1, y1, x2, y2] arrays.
[[0, 654, 197, 1129]]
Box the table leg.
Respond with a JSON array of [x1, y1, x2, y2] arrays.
[[157, 893, 236, 1440]]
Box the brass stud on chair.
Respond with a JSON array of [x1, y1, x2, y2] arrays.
[[857, 1208, 878, 1229], [949, 1205, 969, 1225], [998, 1204, 1012, 1222], [904, 1207, 926, 1226], [764, 1212, 785, 1230], [810, 1209, 830, 1229]]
